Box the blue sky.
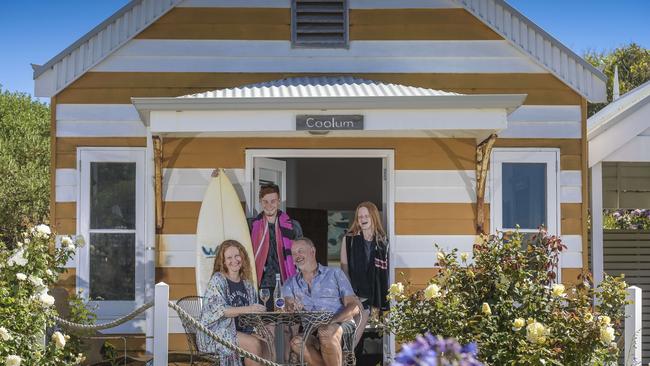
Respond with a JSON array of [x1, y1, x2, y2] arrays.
[[1, 0, 649, 97]]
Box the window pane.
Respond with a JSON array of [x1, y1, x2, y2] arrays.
[[89, 233, 135, 300], [90, 162, 136, 229], [502, 163, 547, 230]]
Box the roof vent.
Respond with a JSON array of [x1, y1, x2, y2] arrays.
[[292, 0, 348, 48]]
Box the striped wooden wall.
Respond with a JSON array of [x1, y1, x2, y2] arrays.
[[49, 3, 589, 344]]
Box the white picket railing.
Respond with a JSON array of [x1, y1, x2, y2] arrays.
[[625, 286, 642, 366], [153, 282, 169, 366]]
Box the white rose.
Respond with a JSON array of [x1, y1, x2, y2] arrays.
[[7, 249, 28, 267], [424, 283, 441, 300], [28, 275, 44, 288], [38, 291, 55, 307], [0, 327, 12, 341], [60, 236, 74, 250], [436, 251, 445, 262], [5, 355, 21, 366], [51, 331, 66, 349], [74, 235, 86, 248], [16, 273, 27, 281], [34, 224, 52, 238]]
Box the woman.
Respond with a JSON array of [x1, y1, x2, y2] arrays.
[[340, 202, 389, 346], [198, 240, 267, 366]]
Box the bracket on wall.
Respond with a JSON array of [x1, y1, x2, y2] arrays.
[[153, 136, 163, 230], [476, 133, 497, 234]]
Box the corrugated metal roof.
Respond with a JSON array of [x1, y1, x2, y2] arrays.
[[180, 76, 462, 99], [588, 80, 650, 140], [34, 0, 606, 102]]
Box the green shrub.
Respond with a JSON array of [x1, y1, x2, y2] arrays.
[[385, 230, 628, 365], [0, 88, 50, 243]]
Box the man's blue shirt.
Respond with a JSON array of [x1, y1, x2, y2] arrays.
[[282, 264, 355, 314]]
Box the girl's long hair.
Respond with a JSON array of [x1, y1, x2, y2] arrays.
[[346, 201, 387, 243], [212, 239, 253, 282]]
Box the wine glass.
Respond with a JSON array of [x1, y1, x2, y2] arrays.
[[259, 288, 270, 310], [293, 293, 304, 312]]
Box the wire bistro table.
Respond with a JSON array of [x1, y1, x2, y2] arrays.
[[239, 310, 334, 365]]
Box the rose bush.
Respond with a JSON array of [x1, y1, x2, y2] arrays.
[[385, 230, 628, 365], [0, 224, 88, 365]]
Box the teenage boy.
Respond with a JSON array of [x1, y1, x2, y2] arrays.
[[250, 184, 302, 310]]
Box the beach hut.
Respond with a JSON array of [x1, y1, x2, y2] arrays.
[[33, 0, 606, 359]]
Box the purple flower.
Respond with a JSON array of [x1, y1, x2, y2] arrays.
[[394, 334, 483, 366]]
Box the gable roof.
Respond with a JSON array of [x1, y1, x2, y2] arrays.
[[458, 0, 606, 102], [33, 0, 606, 102], [587, 80, 650, 166]]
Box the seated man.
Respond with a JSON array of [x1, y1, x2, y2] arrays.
[[282, 237, 360, 366]]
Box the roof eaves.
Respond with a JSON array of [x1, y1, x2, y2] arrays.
[[33, 0, 141, 79], [457, 0, 607, 101], [587, 80, 650, 140], [131, 93, 528, 125]]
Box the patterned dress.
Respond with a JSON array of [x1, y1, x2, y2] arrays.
[[198, 272, 258, 366]]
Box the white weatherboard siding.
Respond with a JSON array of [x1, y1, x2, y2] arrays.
[[154, 168, 582, 269], [93, 40, 546, 74], [178, 0, 460, 8], [148, 109, 508, 136], [56, 104, 146, 137], [57, 121, 147, 137], [157, 168, 581, 204], [55, 169, 77, 202], [157, 233, 582, 268], [54, 104, 581, 139], [501, 105, 582, 139], [162, 168, 247, 202]]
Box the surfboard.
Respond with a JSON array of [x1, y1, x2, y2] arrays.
[[196, 169, 256, 295]]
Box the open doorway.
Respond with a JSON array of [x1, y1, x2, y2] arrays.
[[246, 149, 394, 365], [282, 157, 383, 267]]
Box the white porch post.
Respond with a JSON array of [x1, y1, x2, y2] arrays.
[[154, 282, 169, 366], [625, 286, 642, 365], [590, 162, 604, 287]]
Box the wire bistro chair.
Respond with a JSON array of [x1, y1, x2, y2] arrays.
[[175, 296, 220, 365]]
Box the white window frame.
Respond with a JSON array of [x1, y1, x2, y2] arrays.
[[490, 148, 561, 236], [77, 147, 147, 333]]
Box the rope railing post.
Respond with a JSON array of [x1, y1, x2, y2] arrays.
[[154, 282, 169, 366]]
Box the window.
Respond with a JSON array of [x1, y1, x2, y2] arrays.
[[491, 149, 559, 234], [292, 0, 348, 48], [77, 148, 146, 324]]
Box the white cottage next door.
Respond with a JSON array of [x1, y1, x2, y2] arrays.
[[77, 148, 146, 332]]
